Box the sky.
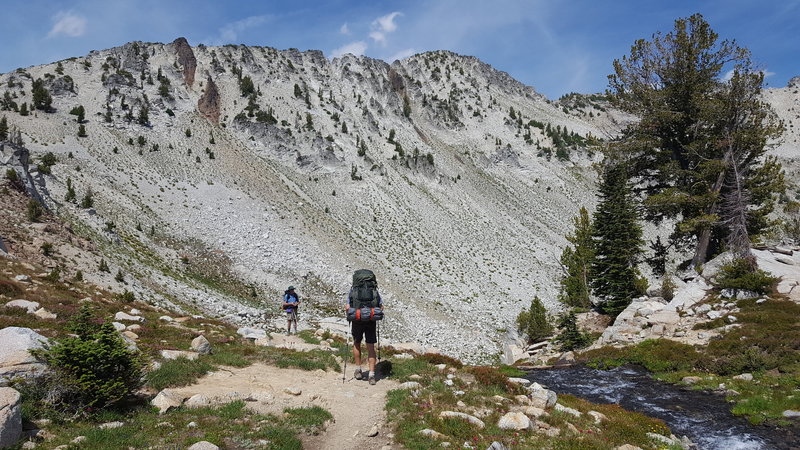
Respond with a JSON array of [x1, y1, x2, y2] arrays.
[[0, 0, 798, 99]]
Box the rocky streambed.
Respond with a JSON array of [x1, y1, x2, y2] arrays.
[[527, 365, 797, 450]]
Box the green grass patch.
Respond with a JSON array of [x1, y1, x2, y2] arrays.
[[497, 365, 527, 377], [296, 329, 321, 345], [40, 400, 326, 449], [284, 406, 333, 428], [258, 347, 338, 371], [145, 357, 214, 390]]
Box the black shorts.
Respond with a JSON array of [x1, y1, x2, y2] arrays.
[[351, 321, 377, 344]]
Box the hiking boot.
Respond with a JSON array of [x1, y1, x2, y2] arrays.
[[368, 374, 377, 385], [354, 368, 363, 380]]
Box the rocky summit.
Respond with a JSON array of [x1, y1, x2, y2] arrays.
[[0, 38, 798, 361]]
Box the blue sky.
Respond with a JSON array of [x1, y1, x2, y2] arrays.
[[1, 0, 798, 98]]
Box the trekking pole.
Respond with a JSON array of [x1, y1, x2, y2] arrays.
[[377, 321, 381, 361], [342, 321, 351, 383]]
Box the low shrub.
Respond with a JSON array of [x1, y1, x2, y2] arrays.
[[467, 366, 523, 394], [419, 352, 463, 368], [582, 339, 700, 372], [716, 258, 777, 294]]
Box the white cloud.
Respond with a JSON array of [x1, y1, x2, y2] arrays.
[[47, 11, 87, 38], [388, 48, 415, 61], [331, 41, 368, 58], [723, 68, 775, 81], [209, 15, 271, 45], [340, 23, 350, 35], [370, 11, 402, 46]]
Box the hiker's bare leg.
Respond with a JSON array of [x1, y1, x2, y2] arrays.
[[353, 341, 362, 366], [366, 343, 377, 373]]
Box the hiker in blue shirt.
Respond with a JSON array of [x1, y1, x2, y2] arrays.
[[282, 286, 300, 335]]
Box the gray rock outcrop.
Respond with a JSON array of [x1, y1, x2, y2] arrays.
[[0, 327, 49, 386], [0, 387, 22, 448]]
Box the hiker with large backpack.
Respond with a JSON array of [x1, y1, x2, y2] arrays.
[[282, 286, 300, 335], [345, 269, 384, 385]]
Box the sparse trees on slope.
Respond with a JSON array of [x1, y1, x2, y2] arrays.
[[558, 207, 594, 308], [0, 115, 7, 140], [591, 164, 645, 317], [608, 13, 784, 268]]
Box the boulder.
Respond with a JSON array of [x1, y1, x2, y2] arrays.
[[151, 389, 183, 414], [98, 421, 124, 429], [782, 410, 800, 418], [4, 300, 39, 314], [524, 406, 547, 418], [114, 312, 145, 323], [160, 350, 199, 361], [614, 446, 643, 450], [486, 442, 508, 450], [0, 387, 22, 448], [438, 411, 485, 429], [554, 403, 581, 417], [0, 327, 49, 386], [398, 381, 421, 390], [188, 441, 219, 450], [159, 316, 174, 322], [507, 377, 530, 385], [732, 373, 753, 381], [122, 331, 139, 341], [13, 275, 30, 283], [191, 335, 212, 355], [682, 377, 701, 386], [236, 327, 267, 340], [367, 423, 379, 437], [283, 387, 302, 396], [587, 410, 607, 423], [527, 386, 557, 409], [111, 322, 126, 331], [185, 394, 211, 408], [501, 342, 527, 365], [418, 429, 447, 440], [496, 411, 531, 430]]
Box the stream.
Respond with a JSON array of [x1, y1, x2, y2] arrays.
[[526, 365, 798, 449]]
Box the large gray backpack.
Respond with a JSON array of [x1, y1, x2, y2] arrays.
[[348, 269, 383, 321]]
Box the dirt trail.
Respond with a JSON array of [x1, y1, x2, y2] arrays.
[[171, 361, 400, 450]]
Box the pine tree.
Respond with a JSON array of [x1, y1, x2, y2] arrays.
[[31, 78, 52, 112], [558, 207, 594, 308], [516, 296, 553, 344], [609, 14, 784, 267], [647, 236, 668, 277], [81, 190, 94, 208], [554, 311, 590, 351], [137, 107, 149, 126], [19, 103, 29, 116], [0, 115, 8, 140], [77, 124, 87, 137], [591, 164, 645, 317], [98, 259, 109, 272], [402, 94, 411, 118], [64, 178, 76, 203]]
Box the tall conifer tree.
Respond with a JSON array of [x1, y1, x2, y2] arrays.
[[591, 164, 645, 317], [558, 207, 594, 308]]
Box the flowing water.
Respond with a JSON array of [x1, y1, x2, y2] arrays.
[[527, 365, 798, 450]]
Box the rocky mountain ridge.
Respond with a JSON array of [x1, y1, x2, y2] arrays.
[[0, 37, 798, 361]]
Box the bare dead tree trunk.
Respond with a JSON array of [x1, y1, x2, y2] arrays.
[[691, 155, 731, 269], [722, 140, 756, 268]]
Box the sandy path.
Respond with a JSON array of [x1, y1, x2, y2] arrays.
[[171, 363, 399, 450]]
